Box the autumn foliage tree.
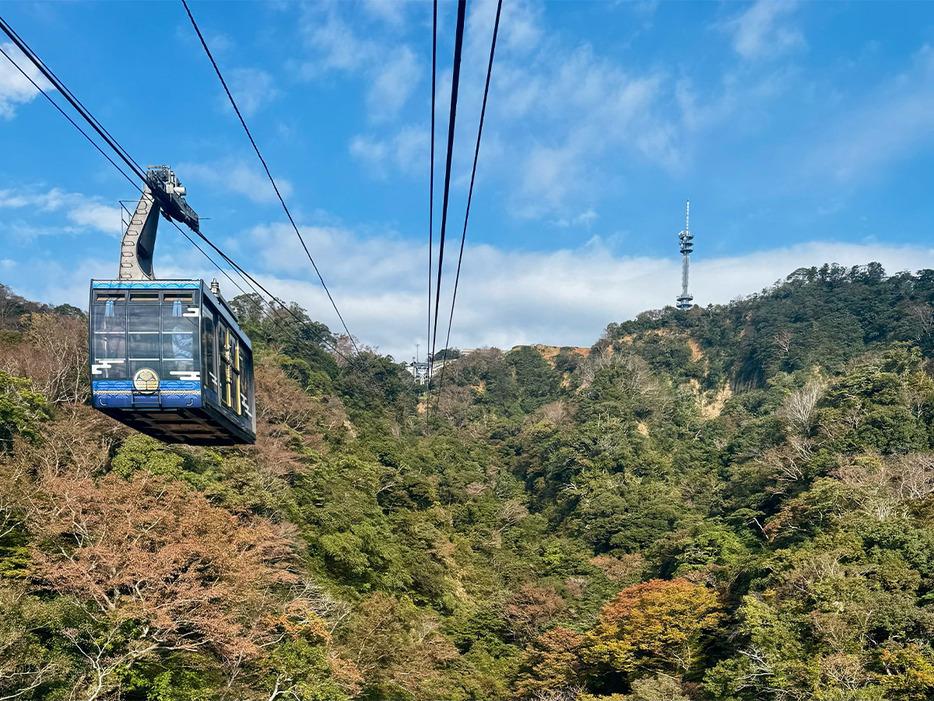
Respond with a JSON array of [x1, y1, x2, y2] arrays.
[[585, 579, 723, 687], [514, 627, 586, 700], [27, 470, 300, 699], [503, 584, 567, 643]]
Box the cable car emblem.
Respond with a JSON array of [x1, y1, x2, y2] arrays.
[[133, 368, 160, 393]]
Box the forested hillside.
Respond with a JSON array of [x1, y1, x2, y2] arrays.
[[5, 262, 934, 700]]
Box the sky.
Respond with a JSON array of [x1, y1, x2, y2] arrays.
[[2, 0, 934, 362]]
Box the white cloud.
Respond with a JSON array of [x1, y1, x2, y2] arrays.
[[221, 221, 934, 362], [467, 0, 542, 55], [0, 187, 121, 238], [0, 257, 109, 310], [0, 41, 53, 119], [178, 159, 293, 204], [349, 136, 389, 174], [298, 8, 377, 75], [362, 0, 407, 27], [518, 144, 584, 217], [350, 126, 429, 176], [493, 45, 675, 216], [9, 205, 934, 362], [552, 209, 598, 228], [725, 1, 804, 61], [337, 1, 683, 219], [367, 46, 421, 122], [69, 201, 122, 234], [0, 190, 34, 208], [297, 6, 420, 120], [208, 32, 235, 55], [226, 67, 278, 117]]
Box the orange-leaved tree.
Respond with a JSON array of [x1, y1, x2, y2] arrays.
[[503, 583, 567, 643], [27, 470, 299, 700], [585, 578, 723, 681], [514, 626, 586, 700]]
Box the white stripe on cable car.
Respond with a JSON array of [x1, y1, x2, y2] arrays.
[[91, 358, 125, 375], [170, 371, 201, 381], [182, 307, 200, 317]]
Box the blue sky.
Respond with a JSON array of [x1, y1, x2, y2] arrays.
[[2, 0, 934, 360]]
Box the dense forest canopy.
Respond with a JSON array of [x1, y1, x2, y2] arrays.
[[4, 262, 934, 699]]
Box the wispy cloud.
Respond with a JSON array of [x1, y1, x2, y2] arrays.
[[497, 45, 677, 217], [68, 201, 123, 233], [298, 7, 376, 74], [222, 220, 934, 360], [177, 160, 293, 205], [297, 4, 421, 123], [0, 187, 121, 239], [552, 209, 598, 229], [8, 190, 934, 360], [724, 0, 804, 61], [225, 67, 278, 117], [361, 0, 408, 28], [0, 41, 53, 119], [367, 46, 421, 122], [350, 126, 428, 177], [342, 0, 683, 221]]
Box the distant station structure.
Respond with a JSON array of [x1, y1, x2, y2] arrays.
[[406, 347, 476, 385], [676, 200, 694, 310], [408, 361, 430, 384]]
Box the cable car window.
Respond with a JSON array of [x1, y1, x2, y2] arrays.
[[91, 292, 126, 378], [162, 332, 194, 360], [128, 333, 160, 359], [126, 294, 160, 383], [127, 303, 160, 332], [202, 309, 218, 396], [240, 347, 253, 419], [215, 323, 242, 414], [92, 334, 126, 363], [219, 323, 232, 409], [93, 310, 125, 333], [162, 297, 197, 376], [92, 293, 125, 332], [232, 343, 241, 415]]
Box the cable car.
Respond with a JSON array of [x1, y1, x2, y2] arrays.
[[89, 166, 256, 445]]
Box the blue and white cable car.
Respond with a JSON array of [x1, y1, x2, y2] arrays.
[[89, 166, 256, 444]]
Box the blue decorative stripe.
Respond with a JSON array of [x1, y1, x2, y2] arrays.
[[91, 280, 201, 290], [93, 379, 202, 410], [161, 380, 201, 391], [94, 380, 133, 391]]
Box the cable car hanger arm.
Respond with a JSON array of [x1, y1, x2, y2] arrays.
[[119, 166, 199, 281]]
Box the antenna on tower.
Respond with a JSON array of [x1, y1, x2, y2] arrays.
[[676, 200, 694, 310]]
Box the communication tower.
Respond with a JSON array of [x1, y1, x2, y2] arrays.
[[676, 200, 694, 310]]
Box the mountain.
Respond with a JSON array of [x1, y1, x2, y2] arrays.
[[3, 263, 934, 700]]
